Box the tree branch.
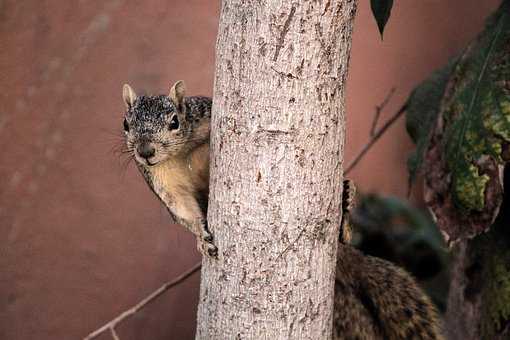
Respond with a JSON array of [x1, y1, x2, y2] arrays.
[[345, 103, 407, 176], [110, 327, 120, 340], [370, 87, 395, 136], [83, 261, 202, 340]]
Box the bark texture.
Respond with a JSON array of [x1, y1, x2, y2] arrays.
[[197, 1, 356, 339]]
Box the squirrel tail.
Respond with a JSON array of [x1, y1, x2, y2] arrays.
[[333, 244, 443, 340]]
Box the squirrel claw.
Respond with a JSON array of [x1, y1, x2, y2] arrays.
[[198, 236, 218, 259], [203, 233, 213, 243], [207, 245, 218, 258]]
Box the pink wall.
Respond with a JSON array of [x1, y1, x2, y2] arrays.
[[0, 1, 500, 339]]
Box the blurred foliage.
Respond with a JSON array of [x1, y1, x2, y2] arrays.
[[478, 229, 510, 338], [469, 165, 510, 338], [370, 0, 393, 38], [350, 193, 450, 311], [403, 2, 510, 335], [405, 0, 510, 243], [406, 59, 456, 186]]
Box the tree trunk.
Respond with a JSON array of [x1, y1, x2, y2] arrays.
[[196, 1, 356, 339]]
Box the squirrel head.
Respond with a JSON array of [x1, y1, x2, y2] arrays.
[[122, 81, 197, 167]]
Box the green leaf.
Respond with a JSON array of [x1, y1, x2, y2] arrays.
[[408, 1, 510, 243], [370, 0, 393, 38]]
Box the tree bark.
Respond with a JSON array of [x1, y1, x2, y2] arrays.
[[197, 1, 356, 339]]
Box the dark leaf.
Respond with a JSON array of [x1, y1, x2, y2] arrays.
[[406, 59, 457, 186], [409, 2, 510, 244], [370, 0, 394, 38]]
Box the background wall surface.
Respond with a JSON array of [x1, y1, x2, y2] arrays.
[[0, 1, 500, 339]]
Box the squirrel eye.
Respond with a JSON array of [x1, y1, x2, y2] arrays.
[[123, 118, 129, 132], [169, 115, 179, 130]]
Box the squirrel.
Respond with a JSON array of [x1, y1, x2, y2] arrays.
[[122, 81, 217, 258], [334, 180, 443, 339], [121, 81, 443, 339]]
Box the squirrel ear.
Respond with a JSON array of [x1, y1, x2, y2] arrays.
[[122, 84, 137, 109], [169, 80, 186, 108]]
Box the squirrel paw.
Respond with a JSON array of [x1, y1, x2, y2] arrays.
[[198, 232, 218, 259]]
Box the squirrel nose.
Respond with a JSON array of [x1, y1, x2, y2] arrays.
[[137, 143, 155, 159]]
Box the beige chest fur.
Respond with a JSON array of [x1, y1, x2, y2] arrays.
[[148, 143, 210, 229]]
